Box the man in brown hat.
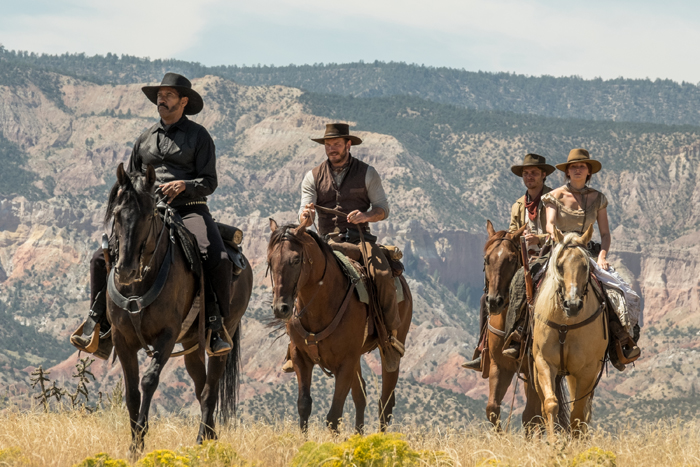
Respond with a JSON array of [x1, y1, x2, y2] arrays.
[[71, 73, 233, 357], [281, 123, 403, 372], [462, 153, 554, 370]]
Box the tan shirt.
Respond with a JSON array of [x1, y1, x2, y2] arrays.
[[509, 185, 552, 249], [542, 188, 608, 234]]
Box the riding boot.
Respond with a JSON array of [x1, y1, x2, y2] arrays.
[[282, 343, 294, 373], [70, 288, 113, 360], [503, 322, 524, 359], [205, 261, 233, 357], [609, 319, 641, 371]]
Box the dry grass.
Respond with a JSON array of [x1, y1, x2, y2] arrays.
[[1, 407, 700, 466]]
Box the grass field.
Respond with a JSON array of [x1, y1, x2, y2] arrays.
[[0, 408, 699, 466]]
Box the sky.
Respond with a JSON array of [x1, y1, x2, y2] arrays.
[[1, 0, 699, 83]]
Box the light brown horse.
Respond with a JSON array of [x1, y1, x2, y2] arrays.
[[532, 225, 607, 442], [482, 221, 541, 431], [267, 220, 413, 433], [106, 163, 253, 453]]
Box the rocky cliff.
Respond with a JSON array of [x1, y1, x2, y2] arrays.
[[1, 64, 699, 425]]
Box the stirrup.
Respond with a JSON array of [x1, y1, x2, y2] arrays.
[[206, 327, 233, 357], [615, 338, 640, 364], [282, 359, 295, 373], [461, 355, 482, 371], [389, 335, 405, 356], [70, 322, 101, 354]]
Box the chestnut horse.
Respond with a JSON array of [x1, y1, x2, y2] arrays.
[[106, 163, 253, 453], [482, 221, 541, 431], [267, 220, 413, 432], [532, 225, 606, 442]]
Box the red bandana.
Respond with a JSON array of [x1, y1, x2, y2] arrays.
[[525, 189, 543, 221]]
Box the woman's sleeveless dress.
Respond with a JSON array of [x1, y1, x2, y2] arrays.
[[542, 188, 641, 331]]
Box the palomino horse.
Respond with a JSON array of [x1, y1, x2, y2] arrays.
[[482, 221, 541, 430], [532, 225, 607, 441], [267, 220, 413, 432], [106, 163, 253, 453]]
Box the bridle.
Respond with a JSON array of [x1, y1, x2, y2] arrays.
[[554, 243, 591, 311], [482, 236, 522, 295], [268, 231, 329, 321]]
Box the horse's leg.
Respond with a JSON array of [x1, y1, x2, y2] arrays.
[[326, 364, 354, 433], [534, 354, 558, 444], [196, 355, 227, 443], [135, 329, 176, 447], [522, 376, 544, 438], [294, 350, 314, 432], [350, 361, 367, 434], [113, 331, 142, 454], [568, 375, 596, 439], [379, 360, 400, 432], [184, 351, 207, 404], [486, 360, 515, 430]]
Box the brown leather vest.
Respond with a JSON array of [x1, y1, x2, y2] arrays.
[[312, 156, 370, 236]]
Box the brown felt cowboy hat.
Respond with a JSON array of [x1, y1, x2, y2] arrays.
[[142, 73, 204, 115], [556, 148, 602, 174], [510, 153, 556, 177], [311, 123, 363, 146]]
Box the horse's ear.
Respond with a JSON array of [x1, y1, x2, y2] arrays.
[[553, 227, 564, 244], [486, 220, 496, 237], [269, 218, 278, 232], [145, 164, 156, 189], [581, 223, 594, 245], [510, 224, 527, 243], [116, 163, 128, 186]]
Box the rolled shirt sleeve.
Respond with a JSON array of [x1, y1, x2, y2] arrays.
[[299, 170, 317, 221], [365, 166, 390, 219]]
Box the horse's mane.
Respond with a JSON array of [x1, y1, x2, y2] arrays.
[[534, 232, 590, 319], [103, 170, 153, 226], [268, 224, 335, 259]]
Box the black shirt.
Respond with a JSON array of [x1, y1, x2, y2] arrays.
[[128, 116, 217, 208]]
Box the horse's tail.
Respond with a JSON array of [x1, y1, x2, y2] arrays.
[[218, 325, 240, 424], [554, 374, 570, 433]]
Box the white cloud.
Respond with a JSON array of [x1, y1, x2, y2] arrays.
[[1, 0, 217, 59], [2, 0, 700, 82]]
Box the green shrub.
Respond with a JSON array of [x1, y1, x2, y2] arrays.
[[73, 452, 129, 467], [569, 447, 617, 467], [292, 433, 449, 467], [0, 447, 30, 466]]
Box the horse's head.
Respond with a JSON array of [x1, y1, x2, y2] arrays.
[[267, 219, 327, 321], [550, 224, 594, 317], [483, 220, 525, 315], [108, 162, 158, 286]]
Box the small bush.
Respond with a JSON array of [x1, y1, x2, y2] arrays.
[[73, 452, 129, 467], [292, 433, 449, 467], [180, 441, 252, 466], [136, 450, 189, 467], [0, 447, 30, 466], [569, 447, 617, 467]]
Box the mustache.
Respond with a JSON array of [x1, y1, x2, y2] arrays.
[[158, 103, 169, 110]]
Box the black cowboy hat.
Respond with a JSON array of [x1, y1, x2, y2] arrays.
[[556, 148, 602, 174], [142, 73, 204, 115], [510, 153, 556, 177], [311, 123, 363, 146]]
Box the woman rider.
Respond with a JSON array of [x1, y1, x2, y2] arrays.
[[542, 149, 641, 370]]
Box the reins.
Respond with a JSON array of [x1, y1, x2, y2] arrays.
[[108, 201, 174, 358]]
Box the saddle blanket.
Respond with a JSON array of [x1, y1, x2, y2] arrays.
[[333, 251, 404, 304]]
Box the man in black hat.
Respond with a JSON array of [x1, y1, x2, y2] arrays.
[[71, 73, 233, 357], [281, 123, 403, 372], [462, 154, 554, 370]]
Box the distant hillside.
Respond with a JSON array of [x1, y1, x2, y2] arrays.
[[3, 47, 700, 126]]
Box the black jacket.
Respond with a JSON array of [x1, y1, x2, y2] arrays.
[[128, 116, 217, 208]]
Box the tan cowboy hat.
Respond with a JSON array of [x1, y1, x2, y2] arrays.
[[510, 153, 555, 177], [556, 148, 602, 174], [142, 73, 204, 115], [311, 123, 363, 146]]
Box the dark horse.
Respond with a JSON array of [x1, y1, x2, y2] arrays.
[[267, 220, 413, 432], [482, 220, 541, 431], [106, 163, 253, 453]]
